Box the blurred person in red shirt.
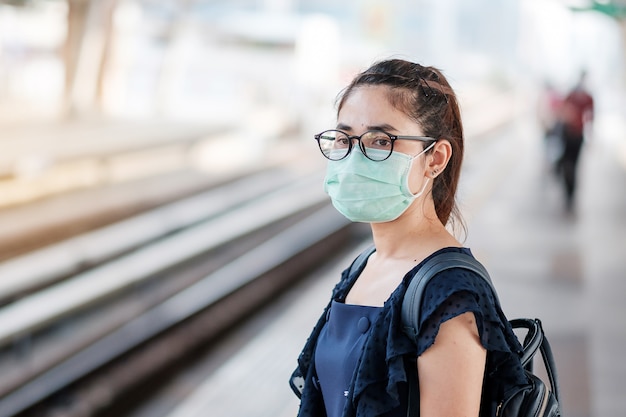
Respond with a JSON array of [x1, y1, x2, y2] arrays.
[[557, 71, 594, 213]]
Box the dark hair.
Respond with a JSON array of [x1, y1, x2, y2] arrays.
[[336, 59, 465, 233]]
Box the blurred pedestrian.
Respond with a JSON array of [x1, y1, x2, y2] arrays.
[[537, 81, 563, 165], [290, 59, 527, 417], [557, 71, 594, 213]]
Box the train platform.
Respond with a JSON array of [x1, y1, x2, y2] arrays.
[[148, 112, 626, 417]]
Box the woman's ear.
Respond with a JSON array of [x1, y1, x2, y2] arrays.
[[427, 140, 452, 178]]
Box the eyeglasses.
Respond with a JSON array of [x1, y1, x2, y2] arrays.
[[314, 129, 437, 161]]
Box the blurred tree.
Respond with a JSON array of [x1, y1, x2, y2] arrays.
[[65, 0, 118, 117], [571, 0, 626, 19], [0, 0, 30, 6], [0, 0, 118, 117], [65, 0, 90, 115], [571, 0, 626, 86]]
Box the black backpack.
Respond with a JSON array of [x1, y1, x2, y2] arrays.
[[350, 247, 561, 417]]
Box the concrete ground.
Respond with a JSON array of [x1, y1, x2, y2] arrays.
[[465, 115, 626, 417]]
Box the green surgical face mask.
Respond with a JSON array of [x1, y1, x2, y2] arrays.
[[323, 144, 434, 223]]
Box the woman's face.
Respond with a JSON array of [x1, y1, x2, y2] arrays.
[[337, 85, 426, 155], [337, 85, 431, 194]]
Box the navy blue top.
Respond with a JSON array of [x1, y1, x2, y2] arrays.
[[290, 247, 529, 417], [315, 301, 383, 417]]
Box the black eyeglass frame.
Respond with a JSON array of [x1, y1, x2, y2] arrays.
[[314, 129, 437, 161]]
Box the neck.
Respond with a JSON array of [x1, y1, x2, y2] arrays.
[[369, 200, 460, 261]]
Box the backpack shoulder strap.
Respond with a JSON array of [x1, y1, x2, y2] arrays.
[[401, 251, 499, 343], [347, 244, 376, 279], [511, 318, 561, 402]]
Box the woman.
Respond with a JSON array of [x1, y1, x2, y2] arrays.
[[290, 59, 527, 417]]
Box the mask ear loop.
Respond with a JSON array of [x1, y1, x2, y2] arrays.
[[408, 140, 436, 159], [407, 141, 436, 198], [410, 177, 430, 198]]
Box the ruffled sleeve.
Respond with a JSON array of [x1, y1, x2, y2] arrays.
[[415, 257, 529, 389], [417, 267, 520, 355]]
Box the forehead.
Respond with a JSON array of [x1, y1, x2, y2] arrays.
[[337, 85, 419, 133]]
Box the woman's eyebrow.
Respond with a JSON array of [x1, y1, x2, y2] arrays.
[[368, 123, 398, 132], [335, 123, 399, 132], [336, 123, 352, 131]]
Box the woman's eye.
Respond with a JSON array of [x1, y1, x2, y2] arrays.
[[336, 137, 350, 147], [367, 135, 391, 148]]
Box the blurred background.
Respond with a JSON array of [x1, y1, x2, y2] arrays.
[[0, 0, 624, 417]]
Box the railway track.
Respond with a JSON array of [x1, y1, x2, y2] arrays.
[[0, 162, 360, 417]]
